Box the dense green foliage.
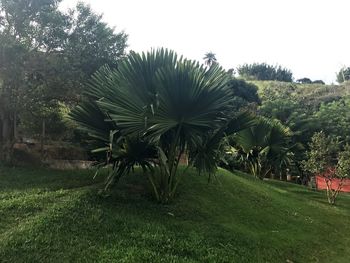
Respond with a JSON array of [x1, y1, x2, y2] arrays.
[[302, 132, 338, 175], [314, 98, 350, 141], [336, 145, 350, 179], [237, 63, 293, 82], [302, 132, 350, 204], [71, 49, 251, 203], [230, 117, 294, 179], [1, 167, 349, 262], [257, 80, 350, 150], [0, 0, 128, 160], [227, 78, 260, 111], [248, 80, 350, 185], [71, 70, 350, 192]]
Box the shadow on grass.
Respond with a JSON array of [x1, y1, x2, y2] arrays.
[[0, 166, 104, 192]]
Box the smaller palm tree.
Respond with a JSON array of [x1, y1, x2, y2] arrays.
[[233, 117, 294, 179], [203, 52, 217, 67], [189, 111, 256, 181]]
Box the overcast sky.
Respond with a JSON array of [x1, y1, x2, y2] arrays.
[[60, 0, 350, 84]]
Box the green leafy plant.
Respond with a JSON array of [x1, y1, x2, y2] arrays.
[[302, 132, 349, 205], [301, 132, 338, 175], [233, 117, 294, 179], [324, 145, 350, 205], [189, 111, 256, 181], [71, 49, 251, 203]]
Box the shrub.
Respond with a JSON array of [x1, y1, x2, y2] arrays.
[[302, 132, 348, 205]]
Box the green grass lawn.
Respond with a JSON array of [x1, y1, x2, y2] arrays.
[[0, 166, 349, 263]]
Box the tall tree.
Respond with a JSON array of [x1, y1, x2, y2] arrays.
[[203, 52, 217, 67], [65, 3, 128, 77], [0, 0, 128, 161], [0, 0, 65, 161]]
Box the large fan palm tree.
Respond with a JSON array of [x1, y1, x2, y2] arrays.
[[71, 49, 237, 202]]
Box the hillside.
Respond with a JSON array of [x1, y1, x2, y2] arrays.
[[251, 80, 350, 107], [0, 166, 349, 262]]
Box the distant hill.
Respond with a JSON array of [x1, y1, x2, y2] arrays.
[[251, 80, 350, 109]]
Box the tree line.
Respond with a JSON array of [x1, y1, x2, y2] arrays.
[[0, 0, 127, 161]]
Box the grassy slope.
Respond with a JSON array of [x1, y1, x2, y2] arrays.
[[0, 166, 349, 263]]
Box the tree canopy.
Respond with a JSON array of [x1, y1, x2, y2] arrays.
[[0, 0, 128, 160], [203, 52, 217, 67], [237, 63, 293, 82]]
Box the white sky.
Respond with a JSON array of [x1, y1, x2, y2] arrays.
[[60, 0, 350, 84]]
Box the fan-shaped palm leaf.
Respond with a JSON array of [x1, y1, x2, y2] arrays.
[[234, 117, 293, 178], [71, 48, 236, 202]]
